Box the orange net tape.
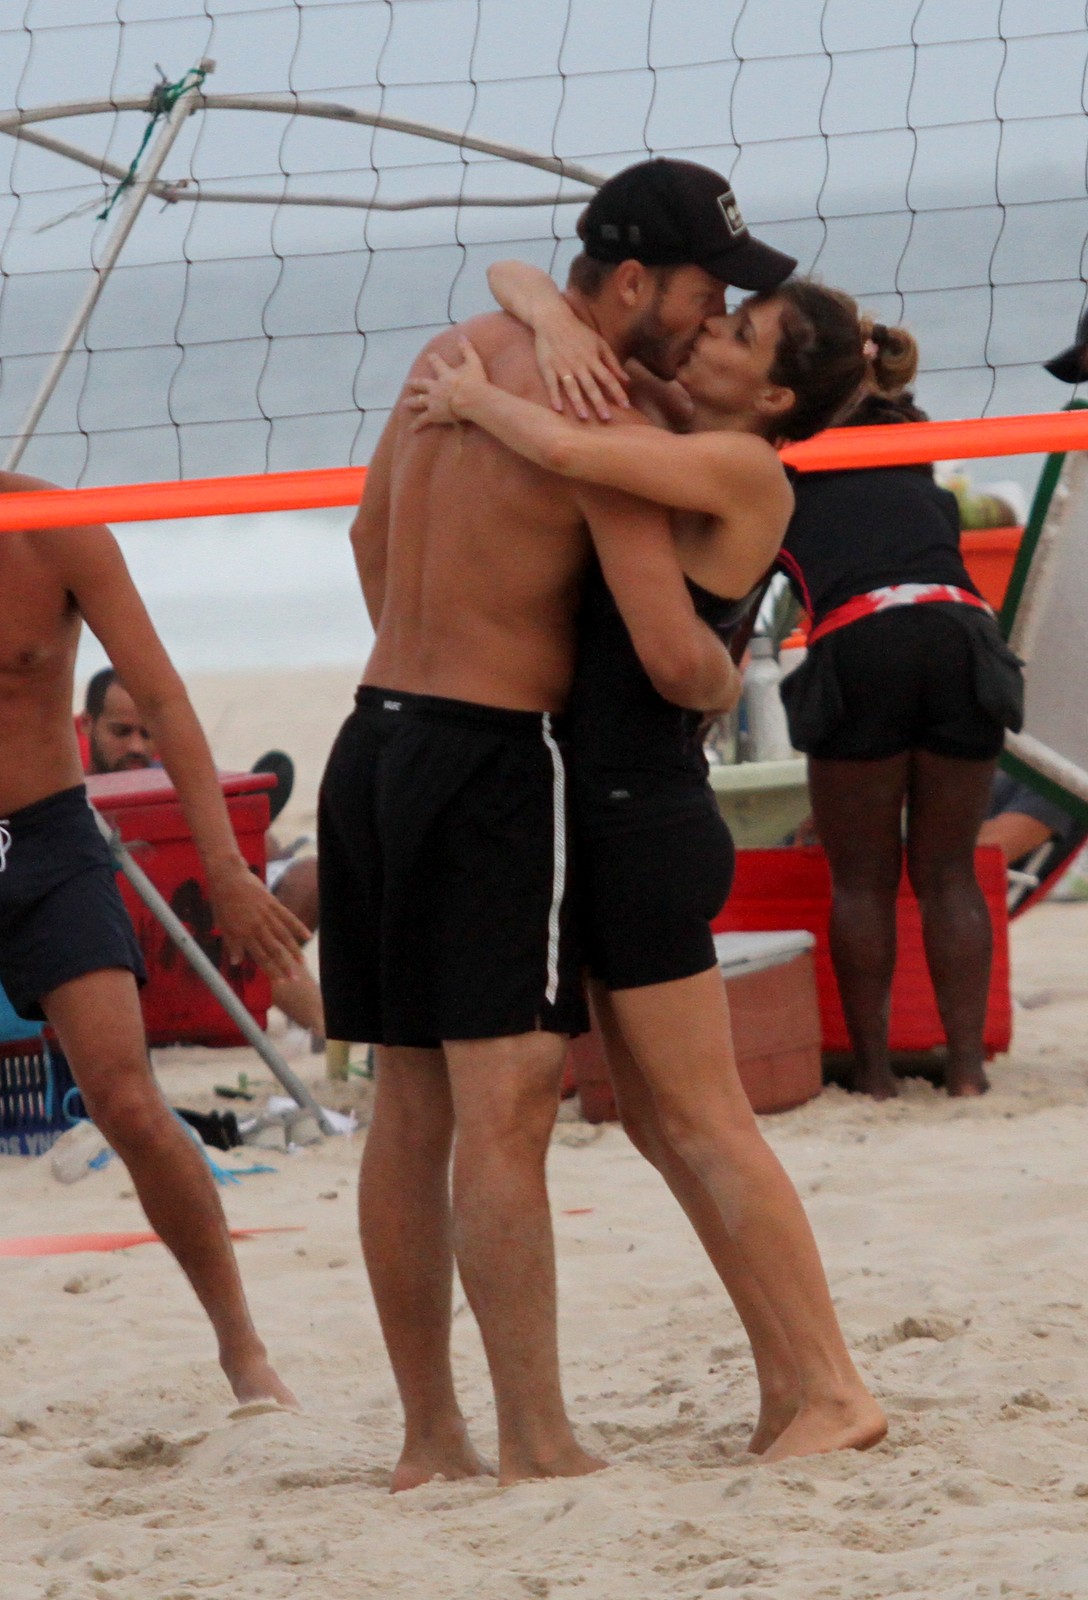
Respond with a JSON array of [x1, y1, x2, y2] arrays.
[[2, 410, 1087, 532]]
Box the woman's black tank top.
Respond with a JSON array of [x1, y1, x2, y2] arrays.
[[779, 466, 981, 627], [568, 555, 755, 835]]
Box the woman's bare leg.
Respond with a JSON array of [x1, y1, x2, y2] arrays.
[[808, 754, 912, 1099], [609, 970, 885, 1462], [591, 985, 799, 1452], [905, 751, 998, 1096]]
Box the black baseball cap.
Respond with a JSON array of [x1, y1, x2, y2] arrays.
[[578, 158, 797, 291], [1044, 307, 1088, 384]]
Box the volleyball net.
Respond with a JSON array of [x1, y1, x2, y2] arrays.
[[2, 1, 1087, 492]]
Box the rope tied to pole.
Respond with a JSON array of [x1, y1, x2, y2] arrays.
[[96, 63, 207, 221]]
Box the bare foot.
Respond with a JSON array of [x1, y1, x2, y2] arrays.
[[748, 1392, 800, 1455], [391, 1420, 492, 1493], [946, 1061, 990, 1097], [223, 1349, 299, 1412], [498, 1441, 608, 1487], [760, 1392, 887, 1463], [848, 1062, 899, 1101]]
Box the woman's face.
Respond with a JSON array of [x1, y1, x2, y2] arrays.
[[675, 294, 787, 421]]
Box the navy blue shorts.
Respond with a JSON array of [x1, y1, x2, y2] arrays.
[[0, 786, 146, 1021]]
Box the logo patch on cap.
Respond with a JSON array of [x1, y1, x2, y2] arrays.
[[717, 189, 746, 238]]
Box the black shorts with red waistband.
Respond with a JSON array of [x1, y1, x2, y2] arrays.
[[317, 686, 587, 1048], [0, 785, 146, 1021], [780, 603, 1023, 762]]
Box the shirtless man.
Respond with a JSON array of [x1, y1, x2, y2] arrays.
[[319, 158, 795, 1488], [0, 472, 309, 1412]]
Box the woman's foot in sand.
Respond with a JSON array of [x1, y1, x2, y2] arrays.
[[498, 1440, 608, 1487], [946, 1060, 990, 1097], [222, 1347, 299, 1413], [748, 1390, 800, 1455], [760, 1391, 887, 1463], [848, 1061, 899, 1100], [392, 1419, 492, 1493]]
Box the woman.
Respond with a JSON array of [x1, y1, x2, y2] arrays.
[[407, 272, 887, 1462], [777, 327, 1024, 1099]]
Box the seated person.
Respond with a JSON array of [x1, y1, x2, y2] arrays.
[[80, 668, 323, 1040], [978, 769, 1088, 911]]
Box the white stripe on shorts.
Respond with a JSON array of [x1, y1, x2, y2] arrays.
[[540, 714, 566, 1006]]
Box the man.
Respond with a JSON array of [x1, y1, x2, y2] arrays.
[[979, 768, 1088, 911], [81, 666, 324, 1039], [320, 158, 795, 1488], [0, 472, 310, 1411]]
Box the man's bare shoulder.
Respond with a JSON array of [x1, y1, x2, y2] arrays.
[[0, 469, 56, 496], [414, 312, 545, 401], [0, 473, 117, 574]]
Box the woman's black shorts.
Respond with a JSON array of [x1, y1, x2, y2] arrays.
[[577, 793, 735, 991], [781, 605, 1023, 762]]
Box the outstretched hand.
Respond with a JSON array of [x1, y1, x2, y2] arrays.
[[406, 337, 489, 428], [207, 858, 310, 980]]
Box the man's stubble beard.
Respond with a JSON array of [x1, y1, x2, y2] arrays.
[[623, 290, 694, 381]]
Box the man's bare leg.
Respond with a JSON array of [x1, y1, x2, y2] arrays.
[[44, 968, 296, 1410], [591, 986, 799, 1453], [610, 971, 886, 1463], [445, 1031, 606, 1485], [358, 1046, 487, 1491]]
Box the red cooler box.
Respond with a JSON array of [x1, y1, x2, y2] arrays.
[[85, 769, 274, 1047], [566, 930, 824, 1122], [712, 846, 1012, 1058]]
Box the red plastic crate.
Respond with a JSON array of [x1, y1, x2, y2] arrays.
[[711, 846, 1012, 1058], [85, 769, 273, 1048]]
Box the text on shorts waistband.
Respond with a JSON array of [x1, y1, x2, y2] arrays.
[[355, 684, 567, 736]]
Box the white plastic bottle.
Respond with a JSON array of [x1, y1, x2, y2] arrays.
[[742, 636, 795, 761]]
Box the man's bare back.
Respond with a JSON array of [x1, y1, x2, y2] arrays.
[[355, 313, 596, 713]]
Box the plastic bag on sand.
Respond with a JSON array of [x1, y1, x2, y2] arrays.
[[49, 1121, 114, 1184]]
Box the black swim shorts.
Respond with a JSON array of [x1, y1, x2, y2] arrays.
[[317, 687, 587, 1047], [0, 785, 146, 1021], [782, 605, 1020, 762], [577, 790, 735, 991]]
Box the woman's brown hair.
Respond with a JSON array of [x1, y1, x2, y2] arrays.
[[861, 315, 919, 396], [756, 279, 868, 443]]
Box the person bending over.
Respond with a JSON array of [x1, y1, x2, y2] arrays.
[[0, 471, 309, 1413], [775, 329, 1024, 1098]]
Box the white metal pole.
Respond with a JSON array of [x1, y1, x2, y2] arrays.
[[4, 62, 213, 472], [91, 810, 333, 1135]]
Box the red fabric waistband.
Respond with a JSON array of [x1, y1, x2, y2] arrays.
[[807, 584, 993, 646]]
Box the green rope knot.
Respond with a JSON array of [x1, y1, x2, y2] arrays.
[[96, 63, 207, 222]]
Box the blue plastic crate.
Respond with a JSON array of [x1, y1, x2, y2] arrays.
[[0, 1037, 86, 1158]]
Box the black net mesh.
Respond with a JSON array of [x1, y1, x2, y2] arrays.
[[2, 0, 1087, 489]]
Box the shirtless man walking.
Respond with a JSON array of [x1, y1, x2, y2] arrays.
[[319, 159, 794, 1487], [0, 471, 308, 1412]]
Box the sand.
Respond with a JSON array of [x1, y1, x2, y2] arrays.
[[6, 668, 1088, 1599]]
